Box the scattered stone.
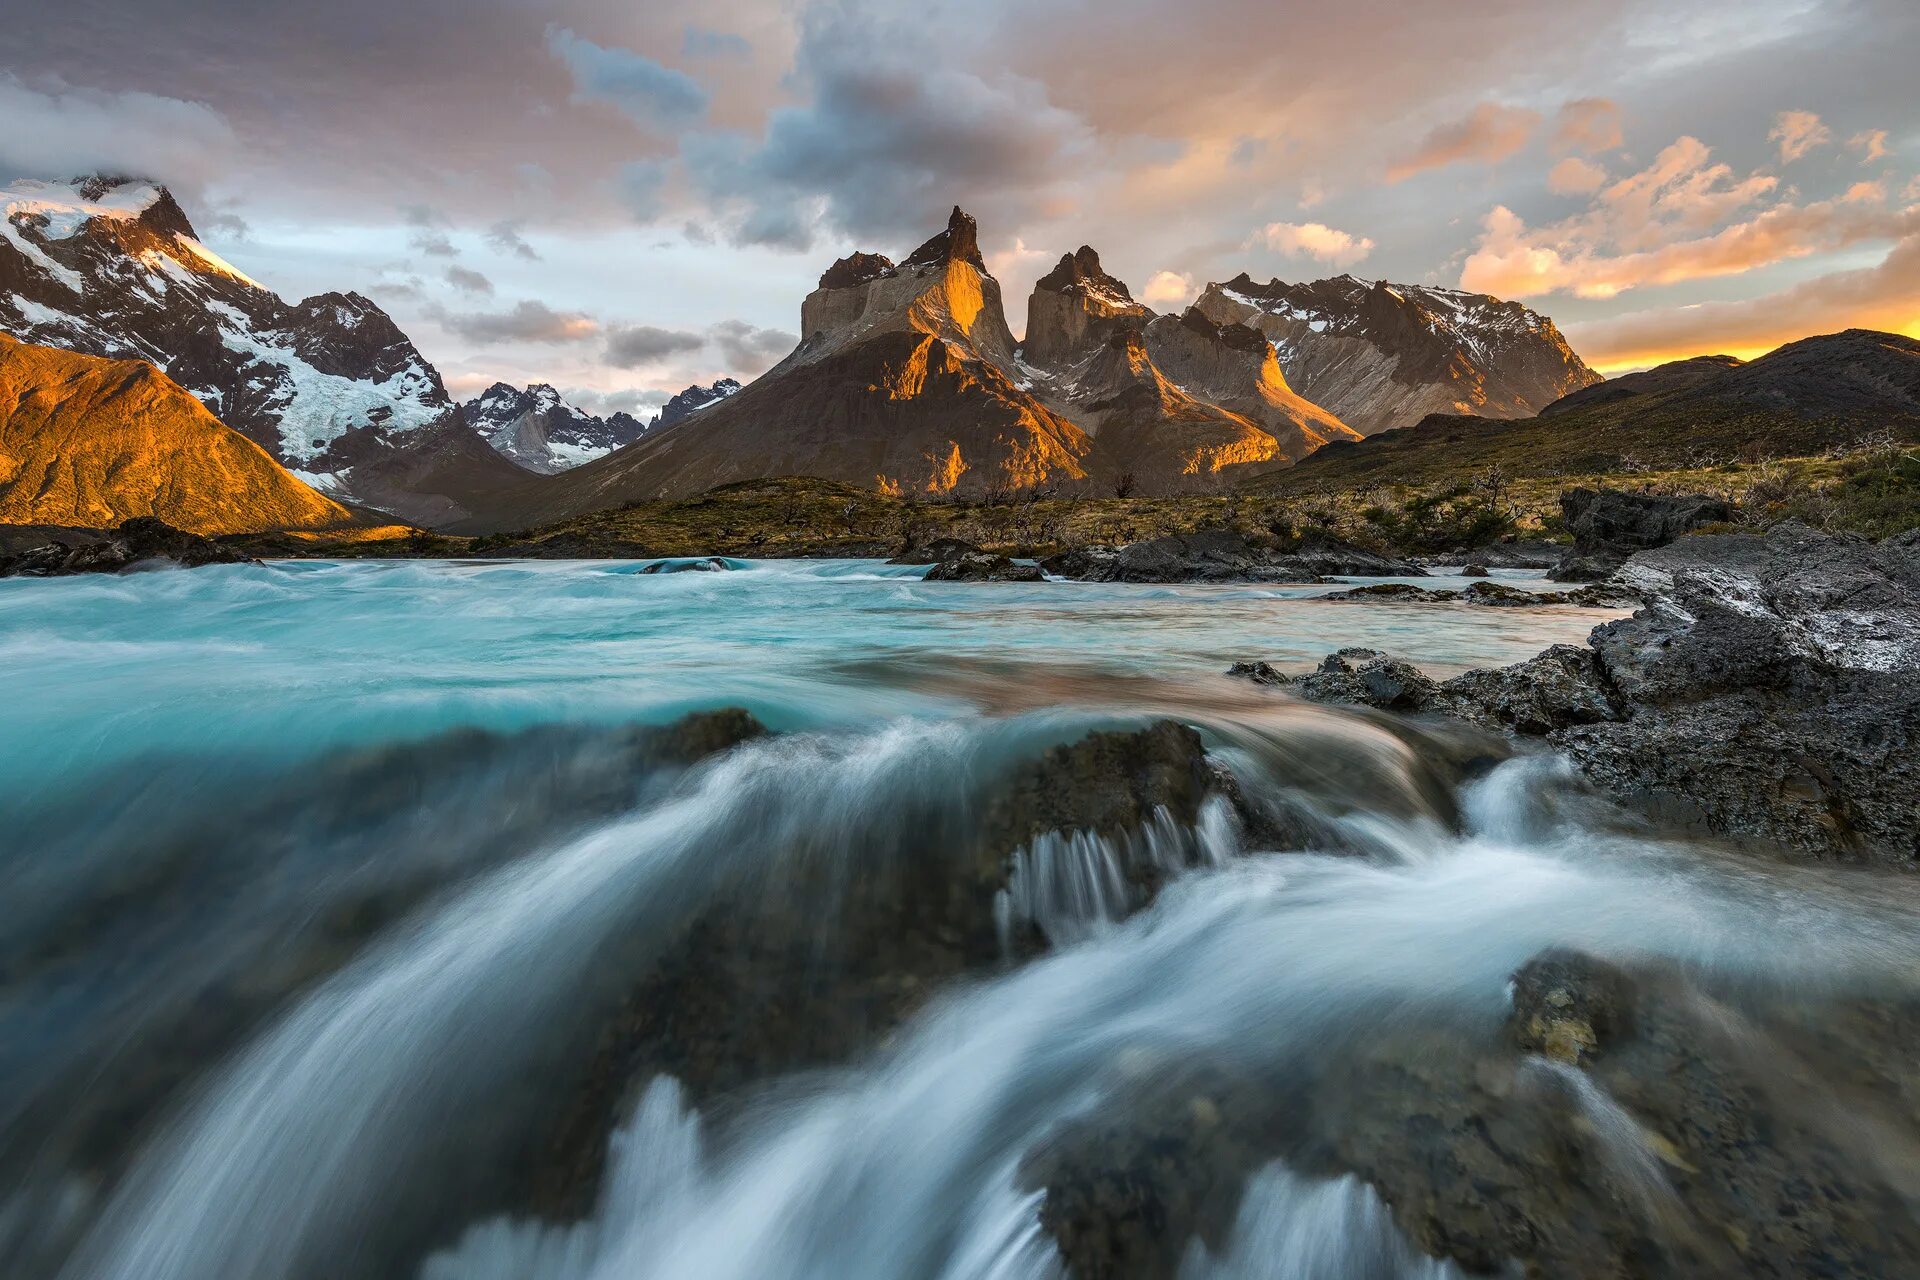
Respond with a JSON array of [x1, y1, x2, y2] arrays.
[[1224, 660, 1287, 687], [1461, 563, 1489, 577], [0, 516, 258, 577]]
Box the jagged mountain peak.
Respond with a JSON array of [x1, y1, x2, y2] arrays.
[[902, 206, 985, 272], [657, 377, 743, 428], [461, 380, 648, 474], [1035, 246, 1132, 298], [1021, 243, 1151, 369]]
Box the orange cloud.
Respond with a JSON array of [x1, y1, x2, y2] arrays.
[[1255, 220, 1376, 266], [1547, 156, 1608, 196], [1849, 129, 1891, 163], [1552, 98, 1623, 154], [1769, 109, 1831, 163], [1568, 231, 1920, 371], [1386, 102, 1539, 182], [1462, 195, 1915, 300]]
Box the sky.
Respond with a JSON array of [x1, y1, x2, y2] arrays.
[[5, 0, 1918, 413]]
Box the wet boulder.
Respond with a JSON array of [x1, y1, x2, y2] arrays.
[[533, 719, 1234, 1218]]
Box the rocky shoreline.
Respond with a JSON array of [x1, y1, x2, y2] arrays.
[[1234, 521, 1920, 864]]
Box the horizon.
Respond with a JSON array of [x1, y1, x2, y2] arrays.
[[5, 0, 1919, 416]]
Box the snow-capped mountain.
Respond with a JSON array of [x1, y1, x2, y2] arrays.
[[0, 176, 452, 489], [655, 378, 743, 429], [463, 382, 650, 474], [1195, 273, 1600, 434]]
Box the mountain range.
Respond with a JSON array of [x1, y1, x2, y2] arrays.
[[3, 177, 1665, 533]]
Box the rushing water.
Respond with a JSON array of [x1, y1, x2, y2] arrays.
[[3, 558, 1917, 1279]]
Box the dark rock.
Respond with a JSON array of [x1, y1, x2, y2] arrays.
[[1224, 660, 1287, 686], [0, 516, 259, 577], [1549, 487, 1734, 581], [1507, 949, 1636, 1064], [1287, 531, 1428, 576], [1461, 562, 1489, 577], [1031, 944, 1920, 1280], [1439, 645, 1620, 735], [1040, 531, 1322, 584], [817, 251, 897, 290], [1458, 580, 1538, 607], [1323, 582, 1451, 602], [534, 720, 1230, 1217], [923, 550, 1045, 582]]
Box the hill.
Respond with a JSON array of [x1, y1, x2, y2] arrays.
[[1258, 329, 1920, 492], [0, 334, 357, 534]]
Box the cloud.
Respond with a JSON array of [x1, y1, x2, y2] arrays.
[[1460, 188, 1914, 300], [708, 319, 796, 372], [1552, 99, 1624, 154], [1769, 109, 1832, 163], [1386, 102, 1540, 182], [0, 74, 237, 193], [1849, 129, 1891, 163], [603, 323, 706, 367], [1568, 228, 1920, 368], [484, 220, 540, 261], [1548, 156, 1609, 196], [440, 300, 599, 344], [1255, 220, 1376, 267], [1141, 270, 1196, 306], [678, 4, 1096, 251], [403, 205, 459, 257], [444, 265, 494, 295], [568, 386, 672, 418], [546, 25, 709, 130], [682, 27, 751, 60]]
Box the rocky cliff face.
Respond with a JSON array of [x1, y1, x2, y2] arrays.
[[1020, 246, 1151, 370], [1195, 273, 1600, 434], [1141, 308, 1360, 458], [463, 383, 648, 474], [0, 333, 354, 534], [0, 178, 452, 483], [1016, 253, 1359, 489]]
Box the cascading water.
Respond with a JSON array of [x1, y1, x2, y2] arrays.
[[4, 558, 1918, 1279]]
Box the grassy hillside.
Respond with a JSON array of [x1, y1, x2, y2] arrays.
[[0, 335, 360, 536], [267, 440, 1917, 563]]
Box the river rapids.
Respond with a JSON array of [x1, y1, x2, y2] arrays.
[[3, 559, 1918, 1279]]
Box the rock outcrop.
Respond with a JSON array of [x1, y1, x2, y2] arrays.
[[533, 720, 1235, 1215], [1254, 523, 1920, 864], [922, 548, 1045, 582], [1044, 530, 1422, 583], [1549, 487, 1735, 581], [1194, 273, 1599, 434], [0, 333, 354, 534], [0, 515, 260, 577], [1028, 941, 1920, 1280]]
